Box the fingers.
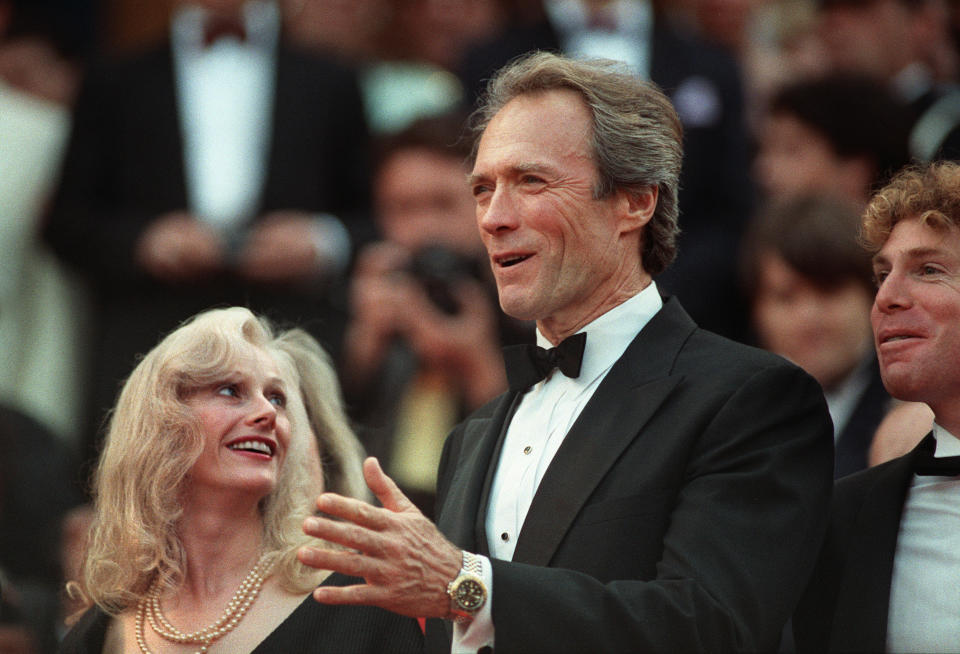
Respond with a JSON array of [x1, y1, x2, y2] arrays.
[[299, 546, 453, 618], [297, 544, 369, 579], [312, 580, 374, 606], [299, 480, 465, 618], [312, 494, 388, 531], [308, 576, 434, 618], [362, 457, 417, 514]]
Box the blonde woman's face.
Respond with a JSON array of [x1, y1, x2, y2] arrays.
[[185, 345, 292, 499]]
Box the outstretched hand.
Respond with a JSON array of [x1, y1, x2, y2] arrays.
[[298, 457, 463, 618]]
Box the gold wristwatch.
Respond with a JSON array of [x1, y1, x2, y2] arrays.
[[446, 551, 487, 623]]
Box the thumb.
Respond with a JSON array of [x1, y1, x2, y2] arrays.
[[363, 457, 418, 514]]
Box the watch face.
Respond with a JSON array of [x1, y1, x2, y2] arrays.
[[455, 578, 486, 611]]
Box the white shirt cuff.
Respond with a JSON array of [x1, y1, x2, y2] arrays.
[[451, 553, 495, 653]]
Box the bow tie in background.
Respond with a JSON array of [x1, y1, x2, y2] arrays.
[[203, 14, 247, 47], [913, 432, 960, 476], [502, 332, 587, 392]]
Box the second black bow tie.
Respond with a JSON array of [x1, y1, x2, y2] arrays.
[[913, 432, 960, 476], [503, 332, 587, 392]]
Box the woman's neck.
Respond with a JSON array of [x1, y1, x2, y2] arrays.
[[176, 487, 266, 599]]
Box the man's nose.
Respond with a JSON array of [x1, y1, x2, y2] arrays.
[[874, 270, 912, 314], [478, 186, 519, 234]]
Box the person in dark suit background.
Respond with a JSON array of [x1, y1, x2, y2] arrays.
[[295, 51, 833, 653], [740, 194, 892, 478], [43, 0, 371, 467], [456, 0, 756, 341], [816, 0, 960, 163], [794, 160, 960, 653]]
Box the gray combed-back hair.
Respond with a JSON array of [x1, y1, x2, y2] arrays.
[[471, 51, 684, 275]]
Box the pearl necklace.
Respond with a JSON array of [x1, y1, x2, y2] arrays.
[[135, 553, 271, 654]]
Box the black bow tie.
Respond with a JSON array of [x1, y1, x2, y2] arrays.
[[913, 432, 960, 476], [502, 332, 587, 392], [203, 15, 247, 47]]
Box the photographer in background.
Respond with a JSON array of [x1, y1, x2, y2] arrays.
[[341, 112, 530, 516]]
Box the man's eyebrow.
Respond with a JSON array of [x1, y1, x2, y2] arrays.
[[467, 162, 558, 187], [466, 172, 486, 187], [873, 246, 953, 267]]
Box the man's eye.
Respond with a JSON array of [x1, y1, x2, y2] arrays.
[[472, 184, 491, 197], [872, 271, 889, 288], [521, 175, 544, 184], [269, 392, 286, 407]]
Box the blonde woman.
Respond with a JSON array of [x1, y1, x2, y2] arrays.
[[61, 307, 422, 652]]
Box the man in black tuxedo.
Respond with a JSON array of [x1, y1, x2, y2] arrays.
[[43, 0, 370, 463], [298, 52, 833, 653], [794, 161, 960, 653]]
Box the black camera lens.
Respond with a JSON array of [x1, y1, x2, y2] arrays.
[[407, 245, 480, 315]]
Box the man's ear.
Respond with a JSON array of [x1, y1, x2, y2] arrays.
[[617, 186, 658, 235]]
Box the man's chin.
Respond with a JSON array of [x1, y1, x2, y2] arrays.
[[878, 370, 926, 404], [497, 294, 542, 323]]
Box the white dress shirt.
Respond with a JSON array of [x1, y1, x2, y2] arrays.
[[544, 0, 653, 79], [170, 1, 351, 272], [886, 423, 960, 653], [453, 283, 663, 652], [171, 0, 278, 234]]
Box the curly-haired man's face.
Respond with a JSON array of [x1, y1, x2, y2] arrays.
[[871, 217, 960, 423]]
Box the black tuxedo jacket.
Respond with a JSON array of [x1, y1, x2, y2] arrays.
[[793, 439, 927, 653], [431, 297, 833, 653], [459, 17, 754, 340]]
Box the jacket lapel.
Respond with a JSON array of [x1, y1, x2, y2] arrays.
[[145, 44, 190, 207], [511, 297, 695, 566], [436, 393, 520, 552], [831, 448, 919, 651]]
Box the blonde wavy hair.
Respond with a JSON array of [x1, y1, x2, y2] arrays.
[[274, 328, 369, 502], [71, 307, 361, 616], [862, 160, 960, 250]]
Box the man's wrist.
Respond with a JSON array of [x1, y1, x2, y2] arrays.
[[446, 551, 487, 623]]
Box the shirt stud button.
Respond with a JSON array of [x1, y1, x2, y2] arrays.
[[501, 532, 510, 542], [523, 446, 532, 455]]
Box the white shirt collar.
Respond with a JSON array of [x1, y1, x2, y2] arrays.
[[544, 0, 653, 78], [932, 422, 960, 458], [545, 0, 652, 35], [171, 0, 280, 53], [534, 281, 662, 389]]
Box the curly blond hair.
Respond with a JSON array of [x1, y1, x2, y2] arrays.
[[862, 161, 960, 251]]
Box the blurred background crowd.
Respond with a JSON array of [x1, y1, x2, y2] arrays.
[[1, 0, 958, 649]]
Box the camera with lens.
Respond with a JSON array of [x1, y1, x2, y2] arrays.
[[406, 244, 484, 315]]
